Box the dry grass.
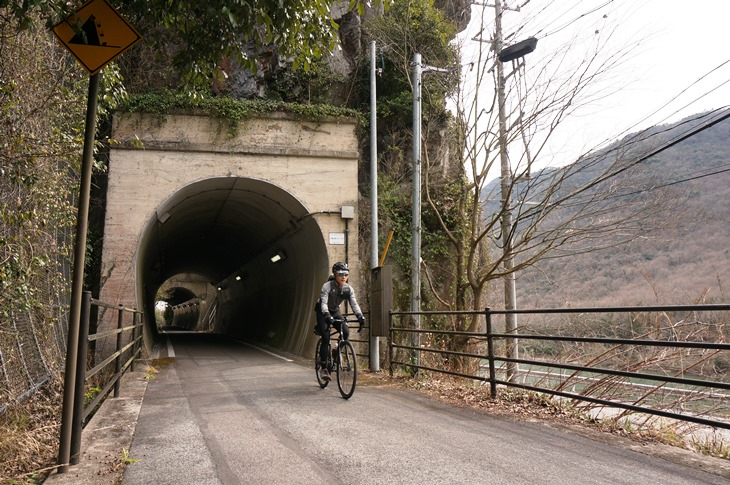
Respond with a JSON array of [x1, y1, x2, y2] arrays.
[[0, 379, 63, 484], [359, 370, 730, 461]]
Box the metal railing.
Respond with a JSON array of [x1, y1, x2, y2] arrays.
[[389, 305, 730, 431], [58, 291, 144, 470], [341, 312, 370, 365]]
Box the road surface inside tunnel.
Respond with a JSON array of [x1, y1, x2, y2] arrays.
[[121, 333, 729, 484]]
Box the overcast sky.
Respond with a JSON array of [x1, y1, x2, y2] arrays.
[[454, 0, 730, 171]]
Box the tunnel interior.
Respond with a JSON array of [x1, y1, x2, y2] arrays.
[[163, 287, 196, 306], [137, 176, 329, 357]]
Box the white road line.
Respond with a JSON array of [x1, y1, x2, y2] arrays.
[[236, 341, 293, 362], [166, 335, 175, 358]]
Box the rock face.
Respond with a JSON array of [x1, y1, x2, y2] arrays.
[[221, 1, 472, 102], [434, 0, 473, 32]]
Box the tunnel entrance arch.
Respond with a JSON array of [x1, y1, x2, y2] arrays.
[[138, 176, 331, 356], [100, 111, 360, 358]]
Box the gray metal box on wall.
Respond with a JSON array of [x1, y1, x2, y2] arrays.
[[369, 265, 392, 337]]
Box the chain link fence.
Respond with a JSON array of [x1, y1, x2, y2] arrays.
[[0, 246, 71, 416]]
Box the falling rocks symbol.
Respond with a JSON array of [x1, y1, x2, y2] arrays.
[[69, 15, 118, 48], [52, 0, 142, 75]]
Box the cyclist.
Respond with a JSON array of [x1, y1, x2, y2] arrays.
[[315, 261, 366, 381]]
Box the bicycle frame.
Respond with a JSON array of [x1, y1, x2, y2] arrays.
[[321, 322, 345, 370], [315, 318, 357, 399]]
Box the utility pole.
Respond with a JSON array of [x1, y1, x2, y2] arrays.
[[411, 53, 452, 373], [370, 40, 380, 372], [471, 2, 536, 384], [494, 0, 519, 382], [411, 53, 423, 371]]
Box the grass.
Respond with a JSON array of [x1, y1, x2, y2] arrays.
[[0, 379, 63, 484], [121, 447, 138, 464], [692, 432, 730, 459], [367, 371, 730, 462], [144, 365, 160, 381]]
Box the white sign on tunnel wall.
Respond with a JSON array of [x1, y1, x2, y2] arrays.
[[329, 232, 345, 245]]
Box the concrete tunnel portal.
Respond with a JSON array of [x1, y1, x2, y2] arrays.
[[138, 176, 330, 356], [100, 111, 361, 360]]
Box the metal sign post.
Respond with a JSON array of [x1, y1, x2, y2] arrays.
[[52, 0, 141, 473]]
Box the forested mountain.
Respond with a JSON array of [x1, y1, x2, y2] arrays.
[[508, 110, 730, 308]]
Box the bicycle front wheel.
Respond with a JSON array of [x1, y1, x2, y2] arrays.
[[315, 338, 329, 388], [336, 340, 357, 399]]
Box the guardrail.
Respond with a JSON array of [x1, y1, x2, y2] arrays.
[[389, 305, 730, 431], [58, 291, 144, 470]]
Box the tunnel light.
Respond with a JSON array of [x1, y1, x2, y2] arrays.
[[235, 275, 241, 281], [270, 250, 286, 263], [157, 211, 171, 224]]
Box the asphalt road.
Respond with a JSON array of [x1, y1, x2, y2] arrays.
[[121, 333, 730, 485]]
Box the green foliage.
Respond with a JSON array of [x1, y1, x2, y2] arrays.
[[121, 0, 338, 86], [377, 174, 415, 307], [118, 91, 362, 133], [0, 0, 60, 30], [364, 0, 458, 113], [1, 12, 88, 319], [357, 0, 463, 311], [3, 0, 390, 92], [84, 386, 102, 406]]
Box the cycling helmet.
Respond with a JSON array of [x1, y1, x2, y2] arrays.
[[332, 261, 349, 275]]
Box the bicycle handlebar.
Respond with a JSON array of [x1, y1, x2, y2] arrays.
[[326, 316, 348, 336]]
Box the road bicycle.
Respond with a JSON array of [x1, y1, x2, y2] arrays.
[[315, 317, 357, 399]]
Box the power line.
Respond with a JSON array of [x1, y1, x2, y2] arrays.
[[600, 107, 730, 163], [544, 108, 730, 211], [608, 165, 730, 200], [535, 0, 615, 39], [612, 58, 730, 141]]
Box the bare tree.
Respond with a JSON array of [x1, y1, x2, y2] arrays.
[[423, 1, 683, 333]]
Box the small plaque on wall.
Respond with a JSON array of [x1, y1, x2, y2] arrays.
[[329, 232, 345, 245]]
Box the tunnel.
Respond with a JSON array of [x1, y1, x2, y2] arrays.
[[136, 176, 330, 357]]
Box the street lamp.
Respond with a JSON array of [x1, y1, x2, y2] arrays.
[[412, 53, 452, 373], [498, 37, 537, 63], [494, 2, 537, 382]]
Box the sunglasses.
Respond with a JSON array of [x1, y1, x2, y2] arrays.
[[335, 271, 349, 277]]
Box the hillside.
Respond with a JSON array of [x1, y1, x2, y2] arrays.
[[502, 111, 730, 308]]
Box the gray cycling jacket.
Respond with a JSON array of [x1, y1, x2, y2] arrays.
[[319, 279, 363, 319]]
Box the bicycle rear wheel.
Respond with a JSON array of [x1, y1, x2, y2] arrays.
[[336, 340, 357, 399], [315, 338, 329, 388]]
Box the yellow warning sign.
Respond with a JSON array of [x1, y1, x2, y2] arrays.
[[53, 0, 141, 75]]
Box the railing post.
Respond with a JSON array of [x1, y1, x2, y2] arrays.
[[485, 307, 497, 398], [70, 291, 91, 465], [130, 312, 138, 372], [138, 312, 145, 363], [388, 310, 394, 377], [114, 306, 124, 398]]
